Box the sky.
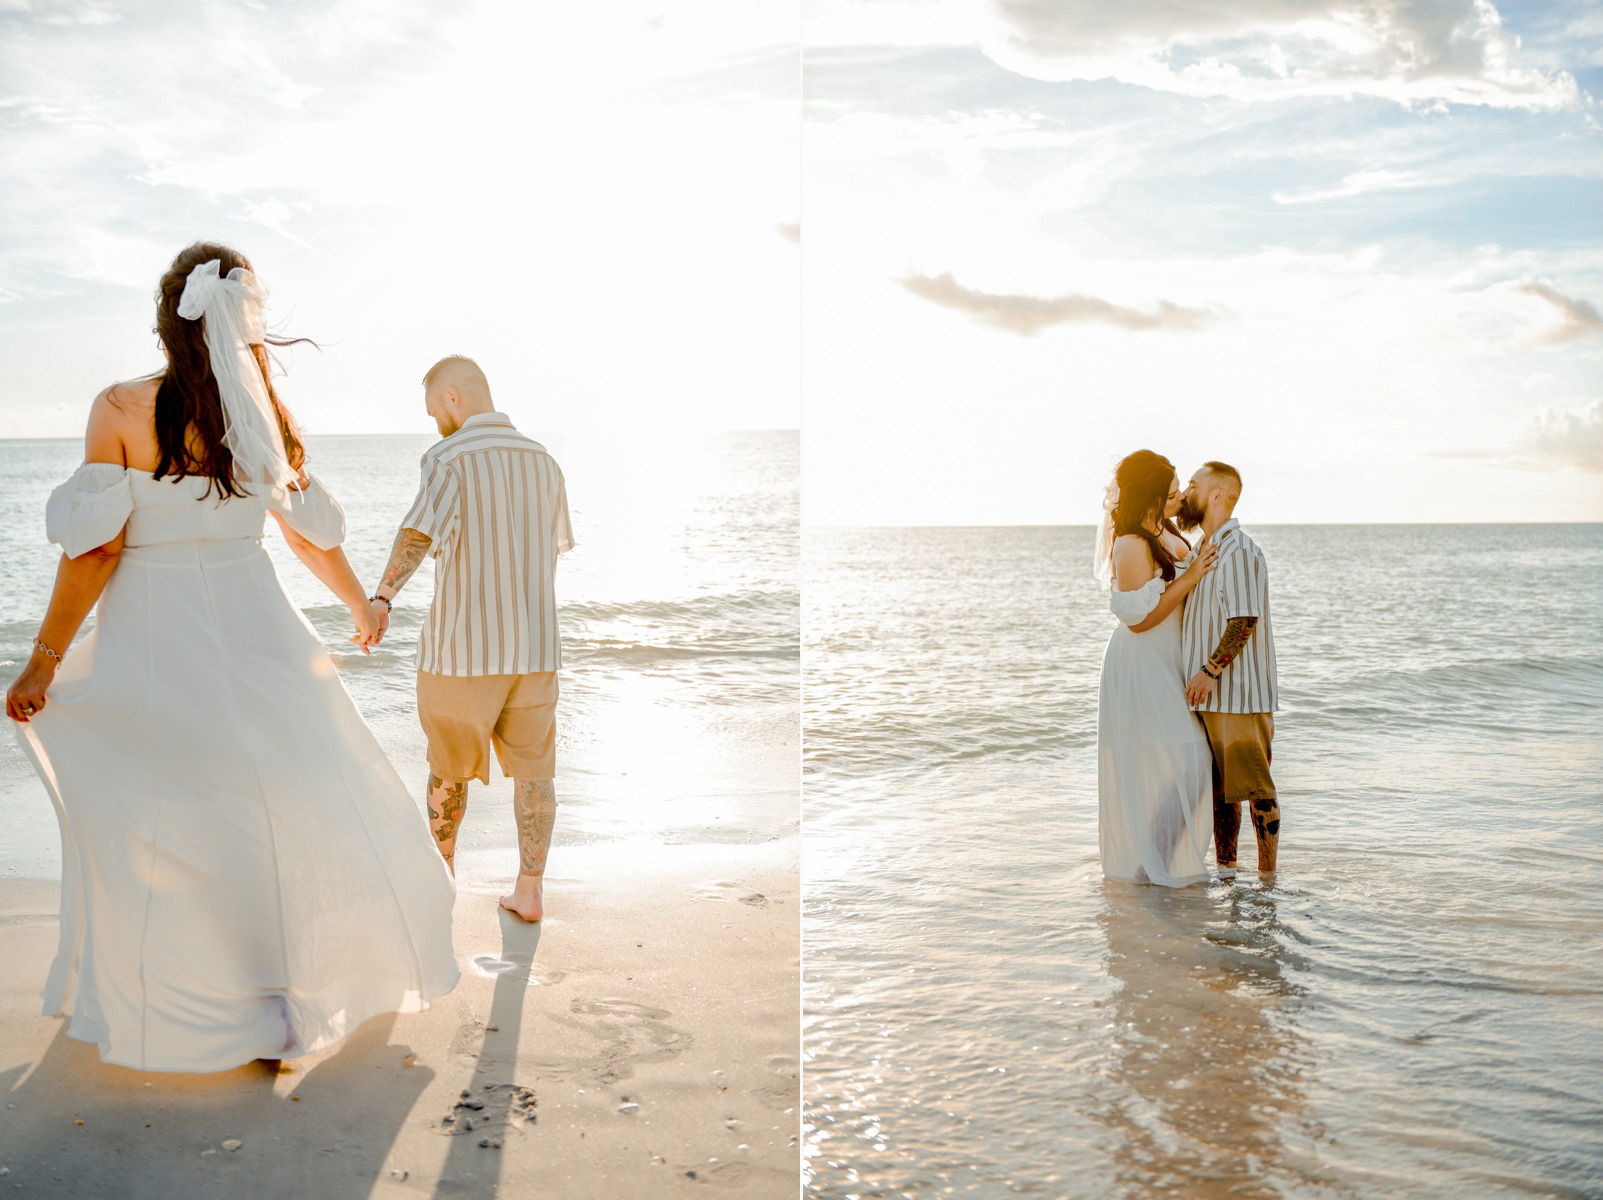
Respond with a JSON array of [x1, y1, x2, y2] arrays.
[[802, 0, 1603, 525], [0, 0, 800, 438]]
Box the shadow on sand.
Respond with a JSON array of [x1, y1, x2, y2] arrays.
[[429, 909, 542, 1198], [1, 1009, 428, 1199]]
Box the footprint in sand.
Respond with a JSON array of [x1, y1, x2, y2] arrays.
[[434, 1083, 538, 1139], [469, 954, 568, 987], [692, 881, 785, 908], [528, 998, 693, 1086], [677, 1160, 755, 1188], [754, 1054, 799, 1111]]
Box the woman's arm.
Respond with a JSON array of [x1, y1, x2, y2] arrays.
[[6, 394, 129, 722], [266, 509, 382, 652], [1115, 536, 1218, 634]]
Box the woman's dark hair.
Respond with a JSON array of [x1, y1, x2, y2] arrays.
[[150, 241, 309, 498], [1111, 449, 1182, 582]]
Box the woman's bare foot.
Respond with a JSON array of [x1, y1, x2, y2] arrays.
[[499, 873, 543, 922]]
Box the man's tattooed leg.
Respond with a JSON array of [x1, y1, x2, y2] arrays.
[[1214, 798, 1242, 868], [512, 778, 557, 877], [1249, 796, 1280, 872], [427, 772, 469, 873]]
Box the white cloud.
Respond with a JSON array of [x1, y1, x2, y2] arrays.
[[981, 0, 1584, 110], [0, 0, 802, 433], [899, 270, 1218, 334], [1272, 168, 1429, 204], [1518, 281, 1603, 345], [1446, 400, 1603, 473], [1523, 400, 1603, 471]]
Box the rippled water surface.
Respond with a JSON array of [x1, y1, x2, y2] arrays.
[[804, 525, 1603, 1199], [0, 430, 799, 874]]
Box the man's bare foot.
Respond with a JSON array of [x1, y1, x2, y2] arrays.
[[499, 873, 543, 922]]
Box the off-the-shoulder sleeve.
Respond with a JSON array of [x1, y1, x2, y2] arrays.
[[45, 463, 133, 559], [274, 473, 346, 550], [1109, 575, 1166, 627]]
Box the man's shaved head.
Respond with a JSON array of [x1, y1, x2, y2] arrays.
[[423, 355, 491, 399], [1198, 460, 1242, 503], [421, 354, 494, 437]]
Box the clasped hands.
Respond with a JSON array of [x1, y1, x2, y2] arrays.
[[347, 599, 391, 654]]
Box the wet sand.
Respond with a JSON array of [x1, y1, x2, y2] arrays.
[[0, 838, 799, 1198]]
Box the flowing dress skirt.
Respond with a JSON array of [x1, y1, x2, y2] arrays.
[[17, 535, 459, 1072], [1096, 607, 1214, 888]]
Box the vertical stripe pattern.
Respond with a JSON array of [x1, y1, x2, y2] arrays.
[[399, 412, 574, 676], [1181, 518, 1278, 714]]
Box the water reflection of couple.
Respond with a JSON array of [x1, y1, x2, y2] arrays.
[[1096, 883, 1308, 1199], [4, 242, 572, 1073], [1095, 450, 1280, 887]]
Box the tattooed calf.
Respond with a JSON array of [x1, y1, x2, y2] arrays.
[[512, 778, 558, 876], [1213, 799, 1241, 867], [427, 772, 469, 851], [1250, 796, 1280, 871]]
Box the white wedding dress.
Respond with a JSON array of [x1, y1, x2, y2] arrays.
[[15, 463, 460, 1072], [1096, 562, 1214, 887]]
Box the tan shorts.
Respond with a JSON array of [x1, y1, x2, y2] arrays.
[[417, 671, 559, 786], [1198, 711, 1275, 804]]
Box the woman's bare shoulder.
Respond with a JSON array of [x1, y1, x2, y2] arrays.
[[98, 376, 160, 415], [87, 376, 160, 467]]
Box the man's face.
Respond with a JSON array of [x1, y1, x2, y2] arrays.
[[424, 382, 458, 437], [1176, 471, 1210, 531]]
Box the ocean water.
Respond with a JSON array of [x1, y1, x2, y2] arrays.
[[804, 525, 1603, 1200], [0, 429, 799, 878]]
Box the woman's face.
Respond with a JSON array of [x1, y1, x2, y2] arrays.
[[1163, 474, 1182, 520]]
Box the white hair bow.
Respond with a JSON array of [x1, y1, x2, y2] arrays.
[[177, 259, 295, 490]]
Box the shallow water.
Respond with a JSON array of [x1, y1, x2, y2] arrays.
[[0, 429, 799, 877], [804, 525, 1603, 1199]]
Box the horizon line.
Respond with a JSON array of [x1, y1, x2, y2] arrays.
[[802, 520, 1603, 529]]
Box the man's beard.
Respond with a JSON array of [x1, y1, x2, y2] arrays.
[[1175, 496, 1205, 531]]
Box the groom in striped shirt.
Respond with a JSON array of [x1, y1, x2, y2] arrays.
[[368, 356, 573, 921], [1176, 462, 1280, 876]]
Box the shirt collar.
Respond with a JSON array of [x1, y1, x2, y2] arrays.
[[1214, 517, 1241, 540], [459, 411, 513, 432]]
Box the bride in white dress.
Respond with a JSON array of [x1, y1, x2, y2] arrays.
[[1095, 449, 1219, 887], [4, 242, 459, 1073]]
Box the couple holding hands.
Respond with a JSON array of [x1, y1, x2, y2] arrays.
[[5, 242, 571, 1073]]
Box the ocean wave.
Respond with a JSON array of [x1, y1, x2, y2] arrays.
[[1291, 650, 1603, 731]]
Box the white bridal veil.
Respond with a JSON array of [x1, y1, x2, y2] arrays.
[[1093, 477, 1119, 584], [176, 259, 298, 490]]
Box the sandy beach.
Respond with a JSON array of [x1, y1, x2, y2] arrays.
[[0, 836, 799, 1198]]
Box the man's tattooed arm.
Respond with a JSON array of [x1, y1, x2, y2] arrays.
[[375, 527, 433, 602], [1206, 616, 1258, 675]]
